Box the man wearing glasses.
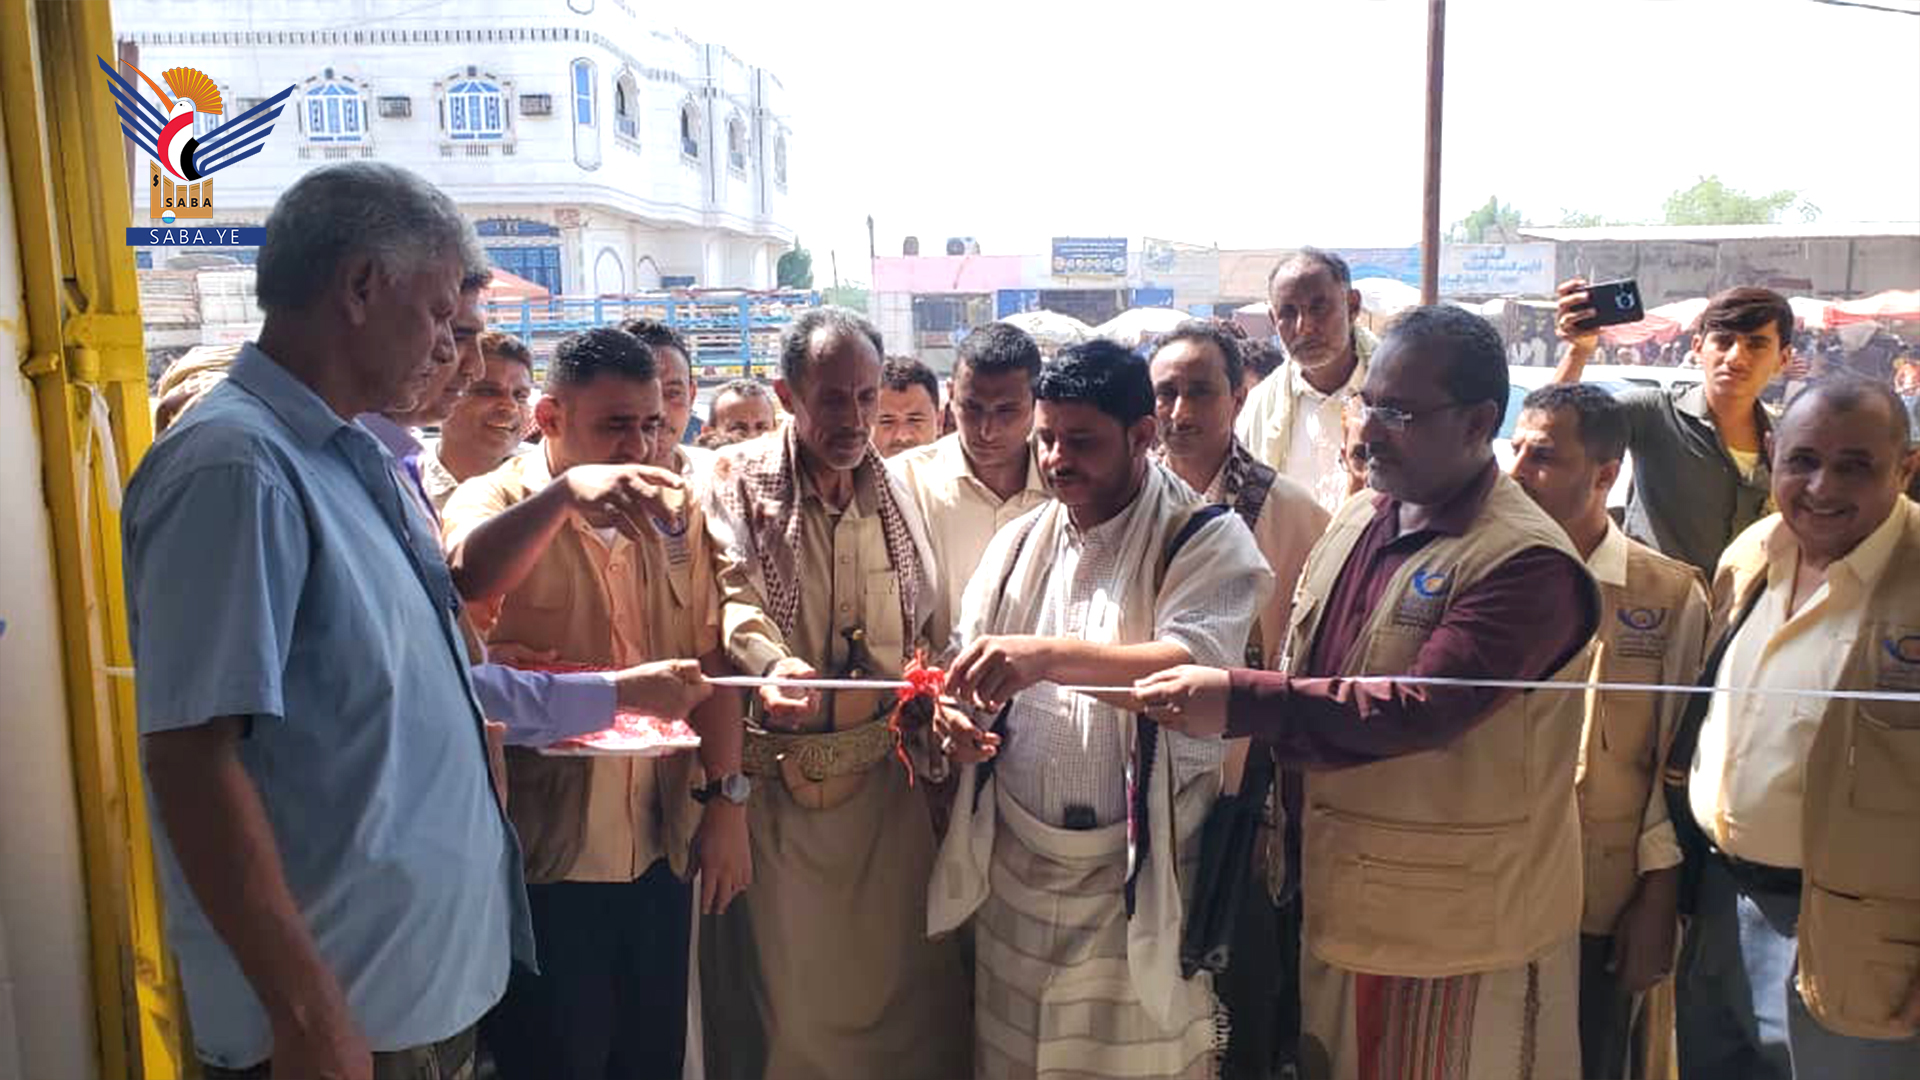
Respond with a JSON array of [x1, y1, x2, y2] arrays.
[[1137, 306, 1602, 1078]]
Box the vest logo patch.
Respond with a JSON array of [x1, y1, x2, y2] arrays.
[[1870, 628, 1920, 693], [1393, 566, 1454, 629], [1412, 568, 1452, 598], [1882, 634, 1920, 666], [1618, 607, 1666, 633], [1612, 606, 1671, 663]]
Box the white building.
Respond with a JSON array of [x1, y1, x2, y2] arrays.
[[112, 0, 796, 294]]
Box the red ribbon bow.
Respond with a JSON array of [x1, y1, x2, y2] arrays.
[[885, 651, 946, 787]]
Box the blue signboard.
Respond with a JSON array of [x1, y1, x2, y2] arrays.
[[1051, 237, 1128, 277], [1130, 287, 1174, 308], [475, 217, 561, 239], [996, 289, 1042, 318]]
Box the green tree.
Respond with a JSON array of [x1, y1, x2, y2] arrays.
[[1449, 195, 1523, 242], [776, 239, 814, 289], [821, 284, 869, 311], [1662, 176, 1815, 226]]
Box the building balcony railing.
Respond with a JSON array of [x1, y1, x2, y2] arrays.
[[483, 289, 819, 371], [297, 144, 376, 160], [441, 142, 517, 158]]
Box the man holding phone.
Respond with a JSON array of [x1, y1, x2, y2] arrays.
[[1553, 283, 1792, 574]]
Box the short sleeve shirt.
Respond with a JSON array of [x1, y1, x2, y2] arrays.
[[1617, 384, 1773, 575]]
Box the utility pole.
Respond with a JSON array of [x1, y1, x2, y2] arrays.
[[1420, 0, 1446, 306], [831, 249, 840, 290]]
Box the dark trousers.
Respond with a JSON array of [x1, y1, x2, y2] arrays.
[[1578, 933, 1644, 1080], [481, 860, 692, 1080], [1218, 869, 1302, 1080], [201, 1025, 476, 1080]]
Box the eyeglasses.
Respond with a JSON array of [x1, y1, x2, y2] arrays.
[[1356, 400, 1469, 433]]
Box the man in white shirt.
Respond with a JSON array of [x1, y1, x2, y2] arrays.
[[1669, 377, 1920, 1079], [1234, 248, 1378, 511], [889, 324, 1051, 641], [933, 339, 1271, 1079]]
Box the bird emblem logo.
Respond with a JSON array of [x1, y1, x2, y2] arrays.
[[96, 57, 295, 227]]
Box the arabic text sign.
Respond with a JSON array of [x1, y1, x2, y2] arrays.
[[1440, 243, 1555, 297]]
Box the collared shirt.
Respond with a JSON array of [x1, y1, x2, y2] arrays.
[[358, 422, 611, 747], [1617, 384, 1774, 575], [1233, 328, 1376, 512], [1585, 522, 1704, 875], [358, 412, 438, 526], [418, 441, 463, 512], [1197, 449, 1328, 668], [444, 448, 723, 882], [1688, 499, 1912, 869], [123, 343, 529, 1068], [888, 432, 1051, 642], [993, 487, 1258, 828], [1225, 462, 1599, 766], [719, 464, 918, 725]]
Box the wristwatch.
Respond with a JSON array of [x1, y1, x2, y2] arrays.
[[692, 773, 752, 806]]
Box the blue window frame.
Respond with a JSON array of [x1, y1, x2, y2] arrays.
[[304, 81, 364, 143], [572, 60, 595, 127], [448, 77, 507, 141], [486, 245, 562, 297]]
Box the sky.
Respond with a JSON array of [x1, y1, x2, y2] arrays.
[[682, 0, 1920, 285]]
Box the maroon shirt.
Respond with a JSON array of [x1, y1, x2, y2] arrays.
[[1225, 462, 1598, 770]]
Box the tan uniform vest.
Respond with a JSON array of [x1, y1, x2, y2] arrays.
[[490, 520, 707, 885], [1577, 541, 1703, 933], [1287, 473, 1597, 977], [1712, 511, 1920, 1040]]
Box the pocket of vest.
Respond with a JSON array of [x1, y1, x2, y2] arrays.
[[1796, 885, 1920, 1041], [1311, 807, 1522, 972], [1849, 709, 1920, 817]]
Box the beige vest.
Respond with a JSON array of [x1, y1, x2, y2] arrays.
[[1713, 511, 1920, 1040], [490, 508, 712, 885], [1289, 473, 1597, 977], [1577, 541, 1703, 933]]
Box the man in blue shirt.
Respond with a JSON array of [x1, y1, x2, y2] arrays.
[[123, 162, 590, 1079]]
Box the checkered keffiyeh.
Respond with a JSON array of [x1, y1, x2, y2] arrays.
[[709, 426, 922, 653]]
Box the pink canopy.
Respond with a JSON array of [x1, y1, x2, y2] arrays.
[[1826, 289, 1920, 327]]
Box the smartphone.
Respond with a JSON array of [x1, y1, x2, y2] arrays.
[[1578, 279, 1645, 329]]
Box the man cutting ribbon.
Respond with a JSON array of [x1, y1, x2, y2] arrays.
[[930, 340, 1271, 1080], [697, 307, 968, 1080], [1138, 306, 1601, 1080]]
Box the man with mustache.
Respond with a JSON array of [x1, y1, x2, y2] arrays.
[[1235, 248, 1379, 511], [623, 317, 716, 483], [699, 307, 968, 1079], [444, 326, 736, 1080], [889, 323, 1051, 644], [421, 330, 535, 512], [1510, 384, 1709, 1079], [125, 162, 534, 1080], [931, 339, 1272, 1080], [1138, 306, 1602, 1079], [1149, 320, 1325, 1080], [707, 378, 780, 444], [876, 355, 943, 459], [1667, 378, 1920, 1078], [1554, 285, 1791, 574], [358, 267, 489, 521]]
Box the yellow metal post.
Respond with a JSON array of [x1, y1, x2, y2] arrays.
[[1, 0, 184, 1074]]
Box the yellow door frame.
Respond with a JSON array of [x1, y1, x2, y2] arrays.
[[1, 0, 184, 1075]]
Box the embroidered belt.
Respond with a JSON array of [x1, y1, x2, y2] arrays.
[[741, 717, 896, 782]]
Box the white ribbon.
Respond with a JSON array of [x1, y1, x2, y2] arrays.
[[1062, 674, 1920, 705]]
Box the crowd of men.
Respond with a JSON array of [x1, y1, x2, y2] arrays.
[[124, 161, 1919, 1080]]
